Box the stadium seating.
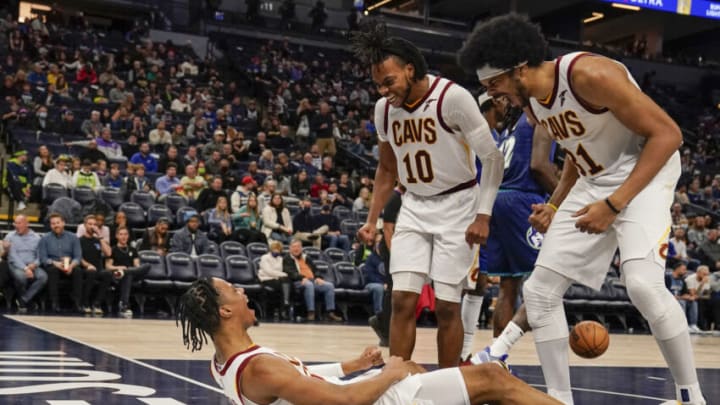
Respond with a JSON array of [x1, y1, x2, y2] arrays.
[[134, 250, 172, 315], [334, 261, 371, 319], [323, 247, 348, 263], [147, 204, 172, 225], [225, 255, 266, 319], [302, 247, 324, 262], [220, 241, 247, 259], [164, 193, 188, 214], [246, 242, 269, 261], [130, 191, 156, 211], [72, 187, 97, 205], [166, 252, 197, 293], [196, 254, 226, 279], [119, 202, 147, 228], [43, 183, 69, 204], [100, 188, 124, 210]]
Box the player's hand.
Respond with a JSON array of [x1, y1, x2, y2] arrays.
[[572, 200, 618, 234], [357, 222, 376, 245], [465, 214, 490, 247], [382, 356, 416, 381], [529, 203, 556, 233], [403, 360, 427, 374], [358, 346, 384, 368]]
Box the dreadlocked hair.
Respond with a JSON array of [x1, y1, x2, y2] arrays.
[[457, 13, 548, 73], [350, 19, 428, 81], [177, 277, 221, 352]]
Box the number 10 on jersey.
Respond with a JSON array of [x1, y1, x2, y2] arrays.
[[402, 150, 434, 183]]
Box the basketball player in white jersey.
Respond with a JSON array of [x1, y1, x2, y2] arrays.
[[178, 277, 562, 405], [352, 21, 504, 368], [458, 14, 706, 405]]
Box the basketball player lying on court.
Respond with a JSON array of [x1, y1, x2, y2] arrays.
[[177, 278, 561, 405]]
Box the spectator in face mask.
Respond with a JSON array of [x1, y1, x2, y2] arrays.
[[258, 241, 292, 320]]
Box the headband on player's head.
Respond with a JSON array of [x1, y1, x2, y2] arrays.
[[476, 61, 528, 82]]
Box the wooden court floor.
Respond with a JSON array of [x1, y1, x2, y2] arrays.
[[3, 315, 720, 404], [9, 315, 720, 368]]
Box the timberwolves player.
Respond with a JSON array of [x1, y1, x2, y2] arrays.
[[460, 94, 557, 362]]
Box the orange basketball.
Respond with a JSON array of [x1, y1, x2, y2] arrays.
[[569, 320, 609, 359]]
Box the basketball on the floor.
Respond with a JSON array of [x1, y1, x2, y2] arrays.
[[570, 321, 610, 359]]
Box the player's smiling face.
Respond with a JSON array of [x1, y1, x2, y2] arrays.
[[481, 69, 531, 108], [371, 57, 413, 108]]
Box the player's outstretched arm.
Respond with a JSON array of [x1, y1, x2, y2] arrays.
[[307, 346, 384, 377], [242, 354, 408, 405], [529, 123, 558, 194], [570, 55, 683, 210], [358, 141, 397, 243]]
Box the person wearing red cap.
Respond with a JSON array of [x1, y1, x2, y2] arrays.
[[231, 175, 257, 212]]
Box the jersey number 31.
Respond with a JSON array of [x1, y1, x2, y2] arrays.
[[402, 151, 434, 183]]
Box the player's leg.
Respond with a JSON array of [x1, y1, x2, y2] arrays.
[[389, 278, 421, 360], [435, 280, 466, 368], [493, 277, 522, 336], [622, 254, 706, 404], [484, 191, 542, 359], [412, 364, 562, 405], [523, 266, 574, 404], [461, 277, 486, 360], [387, 194, 433, 360], [616, 165, 705, 405], [461, 249, 490, 360]]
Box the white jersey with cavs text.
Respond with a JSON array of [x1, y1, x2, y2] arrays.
[[528, 51, 679, 187], [375, 75, 481, 196]]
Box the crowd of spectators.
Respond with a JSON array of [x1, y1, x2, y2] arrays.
[[2, 6, 720, 329], [0, 6, 384, 317]]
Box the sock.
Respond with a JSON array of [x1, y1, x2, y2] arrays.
[[489, 321, 524, 357], [536, 338, 573, 405], [656, 333, 706, 404], [547, 388, 574, 405], [460, 294, 484, 359]]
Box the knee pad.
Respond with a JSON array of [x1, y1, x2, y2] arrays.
[[523, 266, 573, 342], [623, 258, 686, 340]]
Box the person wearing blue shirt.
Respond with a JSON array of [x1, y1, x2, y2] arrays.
[[129, 142, 158, 173], [155, 163, 181, 200], [2, 215, 45, 312], [461, 94, 558, 362], [38, 213, 84, 314]]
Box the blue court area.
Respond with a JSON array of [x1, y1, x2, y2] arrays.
[[1, 315, 718, 404]]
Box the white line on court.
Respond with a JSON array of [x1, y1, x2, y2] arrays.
[[6, 316, 224, 395], [530, 383, 672, 401]]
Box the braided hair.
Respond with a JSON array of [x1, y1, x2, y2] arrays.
[[177, 277, 221, 352], [350, 19, 427, 81]]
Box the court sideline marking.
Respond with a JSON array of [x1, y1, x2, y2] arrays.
[[5, 316, 224, 395], [530, 383, 671, 401]]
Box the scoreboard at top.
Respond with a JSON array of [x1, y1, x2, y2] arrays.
[[599, 0, 720, 20]]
